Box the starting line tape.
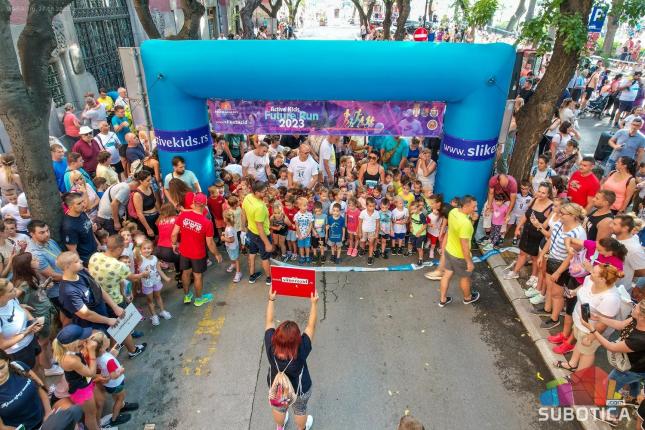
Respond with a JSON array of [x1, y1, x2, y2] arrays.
[[269, 247, 520, 273]]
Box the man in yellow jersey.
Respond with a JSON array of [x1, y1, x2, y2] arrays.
[[439, 195, 480, 307], [242, 182, 273, 286]]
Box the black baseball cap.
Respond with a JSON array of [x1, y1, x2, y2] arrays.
[[56, 324, 92, 344]]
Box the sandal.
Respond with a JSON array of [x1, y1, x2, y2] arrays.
[[554, 360, 577, 372]]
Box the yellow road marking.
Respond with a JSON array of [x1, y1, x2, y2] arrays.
[[181, 303, 225, 376]]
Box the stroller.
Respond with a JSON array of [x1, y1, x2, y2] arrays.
[[582, 94, 610, 118]]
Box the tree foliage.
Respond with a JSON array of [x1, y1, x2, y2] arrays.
[[466, 0, 499, 29]]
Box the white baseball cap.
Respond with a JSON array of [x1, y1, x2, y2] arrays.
[[79, 126, 93, 135]]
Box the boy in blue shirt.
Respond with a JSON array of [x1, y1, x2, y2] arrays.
[[326, 203, 346, 264]]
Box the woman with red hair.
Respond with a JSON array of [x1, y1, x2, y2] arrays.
[[265, 289, 318, 430]]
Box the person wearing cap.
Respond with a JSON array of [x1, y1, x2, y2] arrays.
[[72, 126, 103, 176], [62, 103, 81, 150], [606, 116, 645, 173], [53, 324, 102, 430], [171, 192, 223, 307], [0, 348, 51, 430]]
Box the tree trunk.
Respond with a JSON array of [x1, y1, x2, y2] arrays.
[[525, 0, 537, 21], [602, 0, 620, 56], [0, 0, 69, 240], [167, 0, 205, 40], [505, 0, 526, 31], [259, 0, 283, 34], [285, 0, 302, 27], [241, 0, 262, 38], [350, 0, 368, 30], [509, 0, 594, 181], [383, 0, 393, 40], [427, 0, 433, 24], [393, 0, 411, 41], [132, 0, 162, 39], [366, 0, 376, 23]]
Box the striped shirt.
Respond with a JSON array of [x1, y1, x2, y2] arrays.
[[548, 221, 586, 261]]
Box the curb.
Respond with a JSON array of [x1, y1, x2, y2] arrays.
[[484, 251, 610, 430]]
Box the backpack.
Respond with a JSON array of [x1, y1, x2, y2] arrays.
[[126, 189, 143, 220], [268, 357, 302, 409], [568, 248, 589, 278]]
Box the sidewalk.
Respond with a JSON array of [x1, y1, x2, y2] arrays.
[[484, 248, 619, 430]]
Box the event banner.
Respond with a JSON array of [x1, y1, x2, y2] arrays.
[[208, 99, 445, 137]]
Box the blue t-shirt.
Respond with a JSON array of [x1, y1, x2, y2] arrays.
[[61, 213, 97, 264], [59, 269, 108, 327], [327, 215, 345, 241], [381, 136, 409, 169], [0, 361, 43, 429], [53, 159, 68, 193], [609, 129, 645, 161], [379, 209, 392, 234], [111, 115, 130, 145], [125, 143, 146, 163]]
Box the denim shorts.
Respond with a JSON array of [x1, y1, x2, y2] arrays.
[[392, 232, 406, 240], [297, 237, 311, 248], [226, 246, 240, 261], [287, 230, 297, 241], [272, 388, 312, 416], [105, 381, 125, 394], [327, 240, 342, 247]]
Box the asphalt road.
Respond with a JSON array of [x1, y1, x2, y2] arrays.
[[113, 252, 577, 430]]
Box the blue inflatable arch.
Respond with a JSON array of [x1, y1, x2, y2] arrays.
[[140, 40, 515, 204]]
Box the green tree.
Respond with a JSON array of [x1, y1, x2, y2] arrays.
[[509, 0, 643, 181], [465, 0, 499, 40], [0, 0, 69, 239], [284, 0, 304, 28]]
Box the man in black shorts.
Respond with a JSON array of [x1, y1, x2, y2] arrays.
[[171, 193, 223, 307], [242, 182, 273, 285]]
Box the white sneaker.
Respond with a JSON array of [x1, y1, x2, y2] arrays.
[[526, 276, 538, 287], [44, 364, 64, 376], [233, 272, 243, 283], [524, 286, 540, 298], [159, 310, 172, 320], [529, 293, 545, 305], [151, 314, 160, 326], [503, 271, 519, 280], [226, 264, 235, 273], [504, 259, 516, 271], [305, 415, 314, 430]]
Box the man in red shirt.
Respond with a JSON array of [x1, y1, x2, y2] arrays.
[[566, 157, 599, 211], [72, 126, 103, 175], [171, 193, 223, 307]]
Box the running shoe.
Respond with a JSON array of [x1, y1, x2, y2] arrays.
[[547, 332, 566, 344], [226, 264, 235, 273], [159, 310, 172, 320], [290, 253, 298, 261], [417, 259, 423, 266], [553, 341, 574, 354], [183, 292, 193, 304], [282, 254, 290, 263], [305, 415, 314, 430], [367, 257, 374, 266], [151, 315, 160, 326], [351, 248, 359, 257], [249, 272, 262, 283], [529, 293, 545, 305], [265, 276, 272, 286], [526, 276, 538, 287], [346, 247, 354, 256], [524, 287, 540, 298], [503, 271, 519, 280], [194, 295, 214, 307], [424, 270, 443, 280], [463, 291, 481, 305], [121, 402, 139, 412], [438, 297, 453, 308], [128, 343, 147, 359], [233, 272, 243, 283]]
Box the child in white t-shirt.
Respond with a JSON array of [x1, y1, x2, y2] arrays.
[[136, 239, 171, 326], [222, 210, 242, 283]]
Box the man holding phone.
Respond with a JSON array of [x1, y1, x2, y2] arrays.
[[606, 117, 645, 173]]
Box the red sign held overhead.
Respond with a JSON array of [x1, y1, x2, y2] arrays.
[[413, 27, 429, 42], [270, 266, 316, 298]]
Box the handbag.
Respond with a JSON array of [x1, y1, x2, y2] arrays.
[[607, 350, 632, 372], [607, 321, 634, 372]]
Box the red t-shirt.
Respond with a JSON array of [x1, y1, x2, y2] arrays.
[[207, 196, 225, 221], [488, 175, 518, 200], [156, 216, 176, 248], [566, 171, 599, 208], [284, 206, 298, 231], [175, 211, 214, 259]]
